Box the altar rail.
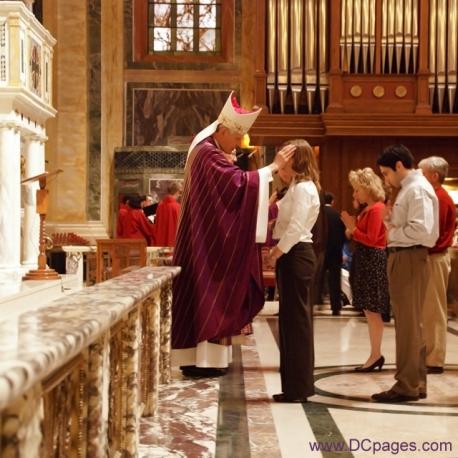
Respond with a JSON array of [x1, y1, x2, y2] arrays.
[[0, 266, 180, 457]]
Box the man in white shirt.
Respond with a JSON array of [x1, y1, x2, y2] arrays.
[[372, 144, 439, 403]]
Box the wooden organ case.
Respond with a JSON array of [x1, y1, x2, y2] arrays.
[[248, 0, 458, 210]]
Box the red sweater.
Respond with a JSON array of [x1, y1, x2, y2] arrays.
[[429, 186, 456, 254], [353, 201, 387, 249]]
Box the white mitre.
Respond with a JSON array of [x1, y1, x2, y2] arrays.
[[187, 91, 262, 158]]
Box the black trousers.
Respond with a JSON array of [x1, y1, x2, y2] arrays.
[[276, 242, 316, 398], [325, 252, 342, 312]]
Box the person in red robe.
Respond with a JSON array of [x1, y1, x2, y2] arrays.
[[120, 195, 155, 245], [154, 182, 182, 247], [172, 92, 296, 377], [116, 195, 130, 237]]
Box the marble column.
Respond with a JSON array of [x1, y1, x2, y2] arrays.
[[21, 135, 45, 267], [0, 123, 22, 294]]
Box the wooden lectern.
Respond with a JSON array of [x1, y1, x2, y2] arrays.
[[21, 169, 63, 280]]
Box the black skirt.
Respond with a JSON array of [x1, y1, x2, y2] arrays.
[[350, 242, 390, 314]]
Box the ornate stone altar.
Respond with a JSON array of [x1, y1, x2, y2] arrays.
[[0, 1, 55, 295]]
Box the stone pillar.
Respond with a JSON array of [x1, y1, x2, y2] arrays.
[[0, 123, 22, 294], [21, 135, 45, 267]]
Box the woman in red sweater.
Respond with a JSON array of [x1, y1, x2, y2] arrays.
[[341, 168, 390, 372]]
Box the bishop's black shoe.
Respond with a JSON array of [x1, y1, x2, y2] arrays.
[[180, 365, 227, 378]]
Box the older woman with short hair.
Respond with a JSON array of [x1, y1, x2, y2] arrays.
[[341, 167, 390, 372]]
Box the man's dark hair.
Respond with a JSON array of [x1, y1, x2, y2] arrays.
[[376, 144, 414, 171], [128, 195, 143, 209], [324, 192, 335, 205]]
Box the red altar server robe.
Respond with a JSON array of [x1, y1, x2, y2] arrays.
[[120, 208, 155, 246], [154, 196, 181, 247]]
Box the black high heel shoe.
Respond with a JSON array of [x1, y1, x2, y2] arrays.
[[354, 356, 385, 372]]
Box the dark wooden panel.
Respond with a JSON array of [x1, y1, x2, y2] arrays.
[[319, 137, 458, 212]]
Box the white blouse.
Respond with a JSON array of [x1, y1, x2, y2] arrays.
[[273, 179, 320, 254]]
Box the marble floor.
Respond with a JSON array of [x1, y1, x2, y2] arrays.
[[139, 304, 458, 458]]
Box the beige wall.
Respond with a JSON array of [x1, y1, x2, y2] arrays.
[[44, 0, 88, 223], [101, 0, 124, 233], [43, 0, 124, 238]]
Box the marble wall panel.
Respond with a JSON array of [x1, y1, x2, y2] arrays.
[[126, 85, 233, 146], [88, 0, 101, 220]]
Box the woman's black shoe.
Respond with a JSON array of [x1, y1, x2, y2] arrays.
[[272, 393, 308, 403], [354, 355, 385, 372]]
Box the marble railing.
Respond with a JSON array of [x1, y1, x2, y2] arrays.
[[0, 266, 180, 457]]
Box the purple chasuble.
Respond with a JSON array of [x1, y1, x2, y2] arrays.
[[172, 137, 265, 349]]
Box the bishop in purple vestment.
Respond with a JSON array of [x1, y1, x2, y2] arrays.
[[172, 92, 295, 374]]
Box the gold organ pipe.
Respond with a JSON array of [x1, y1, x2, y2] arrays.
[[277, 0, 288, 86], [290, 0, 303, 86], [394, 0, 404, 73], [305, 0, 317, 82], [319, 0, 328, 110], [448, 0, 457, 75], [305, 0, 317, 111], [382, 0, 388, 72], [267, 0, 276, 111], [369, 0, 376, 72], [412, 0, 418, 72], [387, 0, 395, 73], [404, 0, 413, 72], [341, 0, 348, 71], [353, 0, 362, 71], [320, 0, 327, 74], [277, 0, 288, 113], [447, 0, 457, 111], [267, 0, 276, 81], [362, 0, 370, 73], [345, 0, 354, 72], [429, 0, 438, 108], [430, 0, 437, 77], [290, 0, 303, 113], [437, 0, 447, 112], [437, 0, 447, 77]]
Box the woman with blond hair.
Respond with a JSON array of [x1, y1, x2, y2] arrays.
[[341, 167, 390, 372], [268, 139, 320, 402]]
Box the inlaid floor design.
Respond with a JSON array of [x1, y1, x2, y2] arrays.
[[140, 306, 458, 457]]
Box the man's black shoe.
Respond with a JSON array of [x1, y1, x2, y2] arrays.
[[371, 389, 419, 403], [427, 366, 444, 374]]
